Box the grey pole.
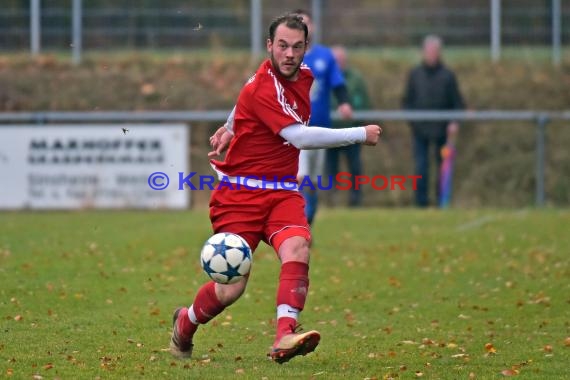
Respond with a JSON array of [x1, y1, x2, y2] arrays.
[[72, 0, 82, 65], [250, 0, 262, 56], [491, 0, 501, 62], [552, 0, 561, 66], [535, 115, 547, 207], [30, 0, 40, 56], [311, 0, 322, 44]]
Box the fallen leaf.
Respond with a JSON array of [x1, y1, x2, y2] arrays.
[[469, 372, 476, 379], [415, 371, 424, 377], [485, 343, 497, 354], [6, 368, 13, 376], [451, 353, 468, 358], [564, 337, 570, 347], [500, 369, 519, 376], [42, 363, 53, 370], [388, 277, 401, 287], [235, 368, 245, 374], [543, 344, 553, 353]]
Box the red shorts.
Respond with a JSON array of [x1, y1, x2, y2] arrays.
[[209, 187, 311, 253]]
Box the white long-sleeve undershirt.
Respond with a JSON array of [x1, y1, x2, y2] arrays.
[[279, 123, 367, 150], [224, 108, 366, 149]]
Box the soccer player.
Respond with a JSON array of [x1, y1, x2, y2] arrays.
[[170, 13, 381, 364], [293, 9, 353, 226]]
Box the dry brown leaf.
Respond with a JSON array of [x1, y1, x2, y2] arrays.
[[422, 338, 435, 346], [235, 368, 245, 374], [500, 369, 519, 376], [388, 277, 401, 287], [415, 371, 424, 377], [14, 315, 22, 321], [485, 343, 497, 354], [6, 368, 13, 376], [42, 363, 53, 370], [543, 344, 553, 353], [564, 337, 570, 347], [469, 372, 476, 379]]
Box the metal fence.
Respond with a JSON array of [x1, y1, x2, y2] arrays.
[[0, 109, 566, 207], [0, 0, 567, 64]]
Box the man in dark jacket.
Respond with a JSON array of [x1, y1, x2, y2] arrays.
[[402, 35, 465, 207]]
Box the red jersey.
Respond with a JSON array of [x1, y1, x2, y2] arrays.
[[211, 59, 313, 181]]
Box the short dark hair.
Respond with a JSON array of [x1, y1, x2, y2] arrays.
[[268, 13, 308, 42]]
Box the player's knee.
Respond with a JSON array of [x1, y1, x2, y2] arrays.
[[279, 236, 310, 264], [215, 278, 248, 306]]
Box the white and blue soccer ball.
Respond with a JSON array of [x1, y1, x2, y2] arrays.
[[200, 232, 252, 284]]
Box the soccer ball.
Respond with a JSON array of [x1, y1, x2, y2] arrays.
[[200, 232, 252, 284]]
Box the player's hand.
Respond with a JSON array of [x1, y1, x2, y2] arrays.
[[208, 126, 233, 157], [337, 103, 353, 120], [209, 126, 226, 148], [363, 125, 382, 146]]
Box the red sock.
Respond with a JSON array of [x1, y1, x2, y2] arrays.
[[275, 261, 309, 340], [192, 281, 226, 324], [177, 307, 198, 338]]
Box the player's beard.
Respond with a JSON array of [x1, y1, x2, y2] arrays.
[[270, 51, 301, 80]]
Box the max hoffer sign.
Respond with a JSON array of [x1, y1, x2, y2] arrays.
[[0, 125, 189, 209]]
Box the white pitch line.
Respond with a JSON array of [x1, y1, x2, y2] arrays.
[[456, 215, 496, 231]]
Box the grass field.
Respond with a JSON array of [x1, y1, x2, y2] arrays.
[[1, 209, 568, 379]]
